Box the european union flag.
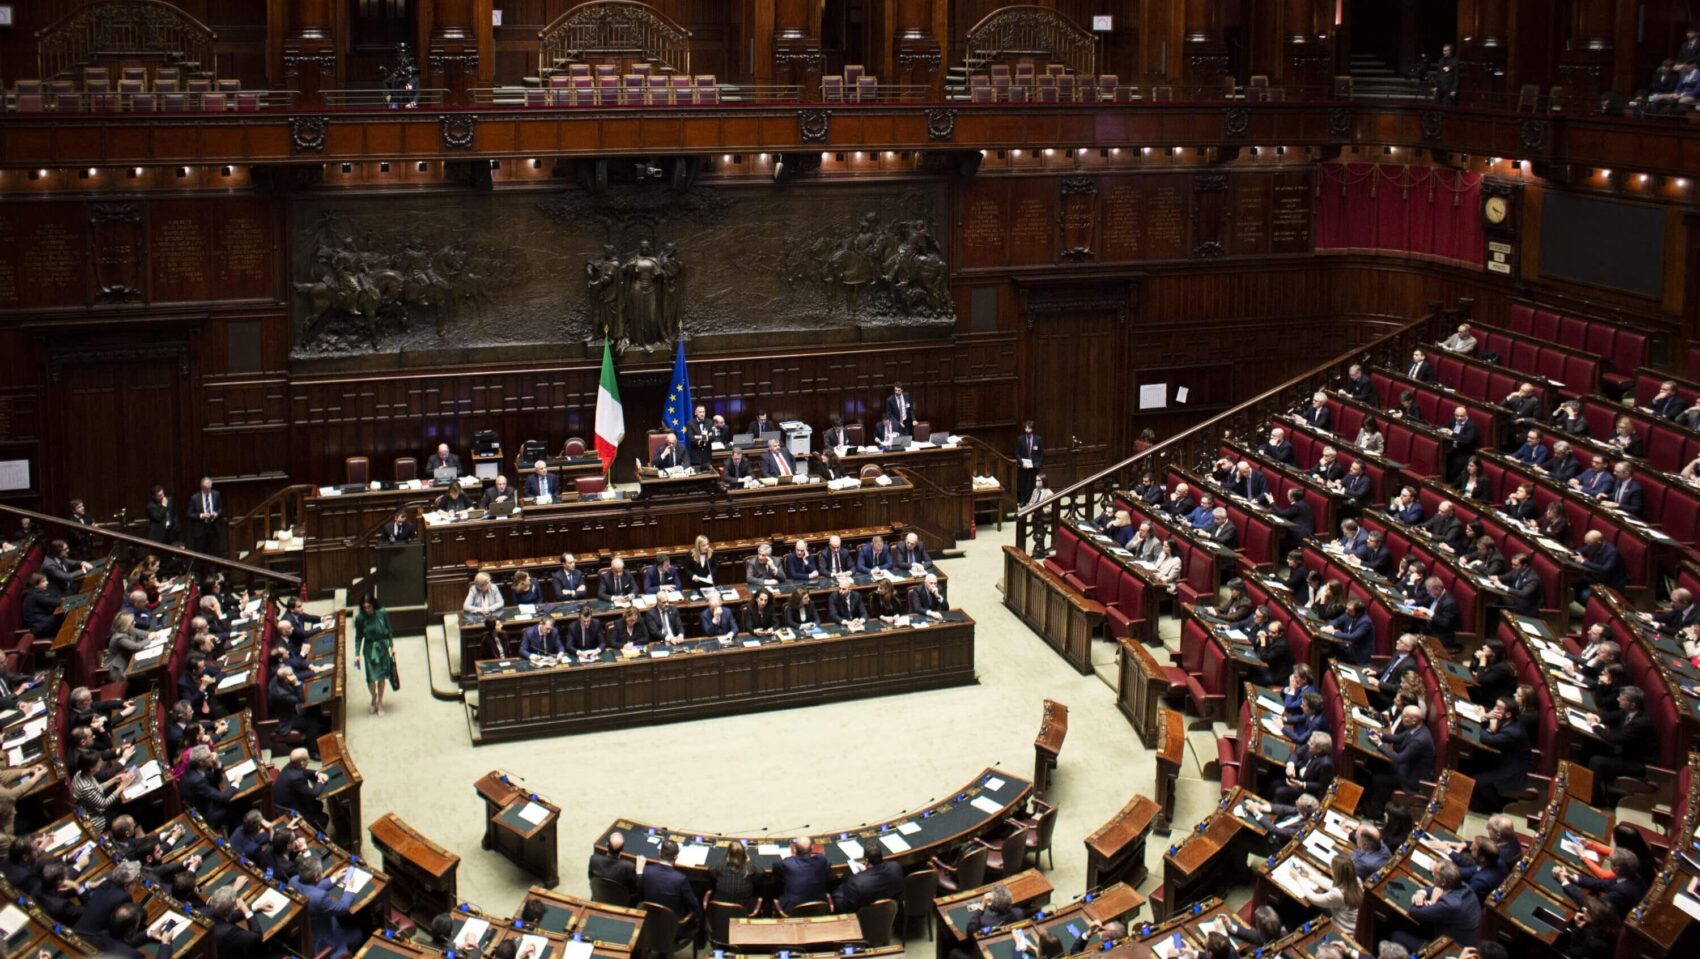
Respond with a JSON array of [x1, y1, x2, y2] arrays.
[[663, 339, 692, 441]]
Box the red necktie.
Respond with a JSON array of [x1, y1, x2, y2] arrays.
[[777, 454, 791, 476]]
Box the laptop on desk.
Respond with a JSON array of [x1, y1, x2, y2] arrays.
[[731, 433, 755, 448], [433, 465, 458, 484], [484, 497, 517, 519], [885, 435, 913, 450], [758, 430, 784, 445]]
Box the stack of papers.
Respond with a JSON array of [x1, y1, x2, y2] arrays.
[[342, 867, 373, 893], [121, 760, 164, 801], [969, 796, 1004, 815], [252, 888, 291, 917], [675, 845, 710, 868], [227, 759, 258, 784], [517, 802, 550, 826], [879, 833, 911, 853], [455, 919, 492, 951]]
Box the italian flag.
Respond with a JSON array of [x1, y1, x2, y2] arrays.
[[594, 342, 625, 474]]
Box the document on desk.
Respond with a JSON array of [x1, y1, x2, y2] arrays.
[[455, 919, 492, 951], [148, 911, 191, 941], [226, 758, 258, 785], [0, 904, 28, 940], [1268, 857, 1313, 898], [217, 670, 250, 691], [133, 643, 167, 663], [520, 934, 552, 959], [1674, 891, 1700, 922], [1260, 713, 1285, 736], [564, 939, 594, 959], [897, 821, 922, 835], [675, 844, 711, 868], [1454, 700, 1485, 723], [342, 866, 373, 893], [1409, 848, 1440, 875], [720, 589, 740, 601], [1254, 693, 1284, 714], [517, 801, 550, 826], [1150, 932, 1187, 959], [838, 839, 865, 860], [969, 796, 1004, 815], [1541, 648, 1574, 668], [47, 821, 82, 852], [121, 760, 163, 801], [252, 888, 292, 917], [986, 776, 1006, 791], [1565, 708, 1595, 731], [879, 833, 911, 854], [519, 605, 537, 618], [1302, 832, 1337, 864]]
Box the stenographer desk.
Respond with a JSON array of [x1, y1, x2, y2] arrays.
[[594, 767, 1030, 880], [473, 611, 975, 742], [423, 476, 968, 615]]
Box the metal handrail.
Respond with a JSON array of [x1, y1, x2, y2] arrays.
[[6, 89, 297, 113], [1014, 311, 1440, 552], [319, 88, 449, 109]]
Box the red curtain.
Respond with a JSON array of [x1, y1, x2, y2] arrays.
[[1317, 163, 1485, 268]]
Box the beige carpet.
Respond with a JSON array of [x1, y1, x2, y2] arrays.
[[335, 524, 1233, 955]]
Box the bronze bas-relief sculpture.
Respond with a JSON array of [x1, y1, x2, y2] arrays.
[[585, 240, 689, 351]]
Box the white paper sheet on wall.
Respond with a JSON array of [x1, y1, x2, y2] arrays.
[[1138, 384, 1167, 410]]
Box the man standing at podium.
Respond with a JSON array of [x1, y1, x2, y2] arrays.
[[378, 509, 415, 544]]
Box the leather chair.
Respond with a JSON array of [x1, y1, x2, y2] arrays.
[[647, 431, 672, 464], [563, 437, 588, 456], [900, 868, 938, 939], [859, 465, 883, 480], [932, 843, 987, 894], [982, 822, 1030, 878], [577, 476, 607, 496], [393, 457, 418, 482], [856, 899, 899, 947], [912, 421, 932, 442], [845, 422, 865, 447], [704, 901, 748, 948], [591, 876, 632, 906], [1016, 799, 1059, 870], [346, 456, 370, 486], [636, 901, 690, 958]]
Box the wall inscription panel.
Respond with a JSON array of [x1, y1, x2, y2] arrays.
[[1270, 170, 1316, 254], [16, 207, 86, 310]]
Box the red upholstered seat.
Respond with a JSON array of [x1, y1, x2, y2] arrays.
[[1045, 526, 1079, 580], [1509, 303, 1535, 333]]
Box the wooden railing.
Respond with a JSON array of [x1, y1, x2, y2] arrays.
[[0, 504, 299, 590], [228, 484, 313, 565], [888, 465, 971, 549], [1014, 311, 1442, 553], [963, 5, 1098, 78], [36, 0, 218, 81], [539, 0, 692, 77]]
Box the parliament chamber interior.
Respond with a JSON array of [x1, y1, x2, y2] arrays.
[[5, 2, 1700, 959]]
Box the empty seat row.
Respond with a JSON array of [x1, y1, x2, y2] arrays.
[[1319, 394, 1445, 477], [523, 74, 719, 107], [1042, 524, 1158, 644], [1474, 327, 1602, 397], [1507, 302, 1653, 390], [1428, 352, 1551, 413]]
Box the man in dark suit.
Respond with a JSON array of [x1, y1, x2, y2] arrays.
[[748, 411, 779, 438], [1509, 430, 1549, 467], [425, 443, 462, 475], [1420, 577, 1462, 648], [74, 860, 145, 937], [1328, 600, 1375, 665], [599, 557, 638, 599], [1421, 501, 1468, 551], [40, 539, 89, 595], [480, 475, 518, 510], [722, 448, 753, 482], [701, 595, 739, 639], [1502, 382, 1544, 421], [774, 836, 830, 914], [378, 509, 416, 544], [187, 477, 223, 555], [1406, 349, 1436, 383], [1650, 588, 1700, 633], [1392, 862, 1480, 951], [1360, 530, 1394, 575], [66, 498, 95, 555], [1164, 483, 1197, 518], [1273, 488, 1315, 549], [1441, 406, 1479, 478], [909, 574, 948, 619], [1642, 380, 1687, 420], [816, 535, 854, 579], [1301, 392, 1330, 430], [1497, 554, 1544, 616], [644, 555, 683, 594], [644, 595, 686, 644], [179, 745, 239, 831], [1603, 463, 1645, 518], [831, 844, 904, 914], [639, 841, 701, 932], [1233, 461, 1271, 502], [566, 606, 605, 655], [273, 747, 329, 831], [1272, 731, 1336, 803], [1433, 43, 1461, 104], [1543, 441, 1582, 482], [892, 532, 931, 569], [552, 553, 587, 600], [146, 485, 178, 545], [873, 415, 902, 447], [1261, 427, 1295, 464], [1014, 420, 1044, 505], [1571, 455, 1614, 497], [1203, 509, 1238, 548], [651, 434, 688, 470], [828, 581, 867, 624], [1577, 530, 1627, 598], [21, 574, 62, 639], [519, 619, 565, 658], [86, 901, 178, 959], [761, 438, 798, 478], [1344, 364, 1378, 404], [1557, 849, 1649, 914], [1369, 706, 1436, 815], [523, 461, 561, 501], [589, 832, 639, 899], [884, 384, 916, 433], [856, 535, 894, 574], [686, 405, 717, 469], [820, 415, 851, 453], [1586, 685, 1655, 803]]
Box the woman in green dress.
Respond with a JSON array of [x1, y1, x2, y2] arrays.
[[353, 593, 395, 716]]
